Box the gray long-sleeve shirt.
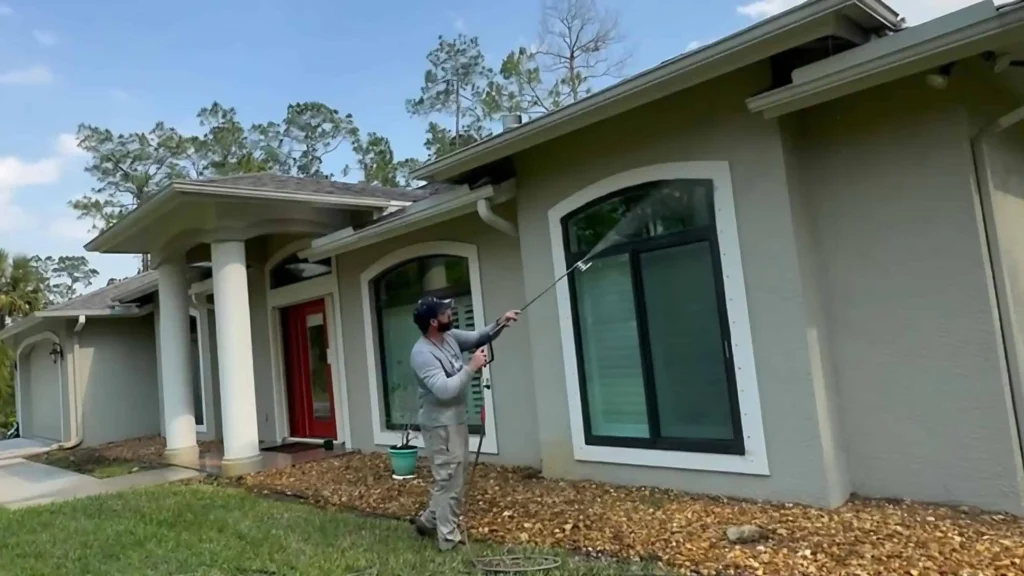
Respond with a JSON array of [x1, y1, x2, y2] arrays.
[[410, 321, 505, 428]]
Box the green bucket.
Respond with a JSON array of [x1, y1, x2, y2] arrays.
[[388, 446, 418, 478]]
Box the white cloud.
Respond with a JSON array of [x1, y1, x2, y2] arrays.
[[32, 30, 58, 47], [56, 133, 86, 158], [110, 88, 133, 101], [737, 0, 802, 19], [0, 134, 89, 233], [47, 217, 93, 241], [0, 4, 12, 16], [0, 65, 54, 86], [687, 40, 706, 51], [0, 200, 34, 233], [737, 0, 1016, 24]]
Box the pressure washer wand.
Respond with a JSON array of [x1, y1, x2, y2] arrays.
[[484, 259, 592, 366]]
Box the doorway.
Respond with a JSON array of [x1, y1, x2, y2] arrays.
[[281, 298, 337, 440]]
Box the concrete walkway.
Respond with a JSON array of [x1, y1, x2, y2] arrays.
[[0, 437, 51, 460], [0, 458, 201, 509]]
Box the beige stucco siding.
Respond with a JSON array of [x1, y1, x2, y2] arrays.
[[511, 64, 845, 506], [789, 73, 1024, 513], [75, 315, 161, 446], [11, 319, 71, 443], [22, 335, 64, 441], [333, 208, 541, 467]]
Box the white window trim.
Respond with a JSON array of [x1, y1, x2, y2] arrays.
[[265, 240, 350, 445], [547, 161, 769, 476], [189, 309, 208, 433], [360, 241, 498, 454], [14, 331, 65, 442]]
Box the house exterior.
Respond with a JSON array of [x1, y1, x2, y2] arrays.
[[3, 0, 1024, 514]]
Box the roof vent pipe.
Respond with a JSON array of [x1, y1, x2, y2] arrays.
[[501, 114, 523, 131]]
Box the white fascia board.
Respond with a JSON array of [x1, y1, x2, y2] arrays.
[[410, 0, 902, 182], [747, 2, 1024, 118], [0, 305, 153, 341], [298, 185, 493, 260]]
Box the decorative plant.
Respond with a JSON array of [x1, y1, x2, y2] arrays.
[[395, 424, 419, 450]]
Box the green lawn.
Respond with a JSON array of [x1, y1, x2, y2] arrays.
[[0, 482, 667, 575]]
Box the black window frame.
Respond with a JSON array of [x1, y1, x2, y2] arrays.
[[372, 255, 484, 436], [561, 178, 746, 456]]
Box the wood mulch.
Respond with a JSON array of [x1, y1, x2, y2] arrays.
[[231, 451, 1024, 576], [29, 435, 222, 477]]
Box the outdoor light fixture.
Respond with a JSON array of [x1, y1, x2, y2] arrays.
[[925, 63, 955, 90], [49, 342, 64, 364]]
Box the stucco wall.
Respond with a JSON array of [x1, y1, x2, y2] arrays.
[[511, 64, 845, 506], [11, 319, 70, 443], [334, 209, 540, 467], [22, 336, 64, 441], [75, 315, 161, 446], [788, 73, 1024, 513]]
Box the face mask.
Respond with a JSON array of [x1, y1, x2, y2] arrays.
[[436, 318, 453, 333]]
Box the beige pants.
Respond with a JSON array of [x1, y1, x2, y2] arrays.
[[417, 423, 470, 550]]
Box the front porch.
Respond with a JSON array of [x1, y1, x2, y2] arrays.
[[84, 175, 420, 472]]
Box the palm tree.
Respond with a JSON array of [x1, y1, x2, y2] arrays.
[[0, 249, 46, 330], [0, 249, 45, 432]]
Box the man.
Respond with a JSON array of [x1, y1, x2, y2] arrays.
[[408, 296, 520, 551]]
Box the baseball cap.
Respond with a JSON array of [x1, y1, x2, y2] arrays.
[[412, 296, 454, 331]]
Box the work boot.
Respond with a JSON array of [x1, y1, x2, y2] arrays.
[[411, 517, 435, 538]]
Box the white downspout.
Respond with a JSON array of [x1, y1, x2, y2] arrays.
[[476, 199, 518, 237], [51, 315, 86, 451]]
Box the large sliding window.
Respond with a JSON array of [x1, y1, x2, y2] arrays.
[[562, 178, 744, 455], [373, 255, 484, 434]]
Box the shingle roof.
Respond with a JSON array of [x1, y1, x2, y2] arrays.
[[187, 173, 429, 203], [45, 271, 158, 313], [351, 181, 457, 231]]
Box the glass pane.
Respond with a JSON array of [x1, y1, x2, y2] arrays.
[[380, 304, 422, 427], [376, 256, 478, 428], [189, 315, 204, 427], [449, 295, 483, 428], [640, 242, 737, 441], [305, 313, 332, 421], [573, 253, 649, 438], [566, 179, 713, 256]]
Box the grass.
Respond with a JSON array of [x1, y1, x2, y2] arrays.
[[0, 482, 669, 576], [28, 447, 165, 479]]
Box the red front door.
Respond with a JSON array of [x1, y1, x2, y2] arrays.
[[282, 298, 337, 440]]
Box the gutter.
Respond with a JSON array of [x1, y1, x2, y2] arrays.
[[410, 0, 902, 182], [299, 183, 512, 260], [747, 1, 1024, 118], [969, 103, 1024, 475], [0, 304, 153, 342]]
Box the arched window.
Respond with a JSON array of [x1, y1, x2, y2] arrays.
[[269, 253, 332, 290], [372, 255, 484, 433], [562, 177, 744, 455]]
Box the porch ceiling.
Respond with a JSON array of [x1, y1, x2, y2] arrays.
[[83, 182, 400, 258]]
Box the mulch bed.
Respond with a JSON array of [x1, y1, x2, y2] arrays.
[[233, 451, 1024, 575], [29, 436, 222, 477]]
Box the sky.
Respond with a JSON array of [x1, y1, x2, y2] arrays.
[[0, 0, 1006, 289]]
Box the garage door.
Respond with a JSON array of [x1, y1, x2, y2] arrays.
[[23, 342, 63, 442]]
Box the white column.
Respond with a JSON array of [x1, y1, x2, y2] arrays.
[[157, 256, 198, 461], [211, 241, 261, 463]]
